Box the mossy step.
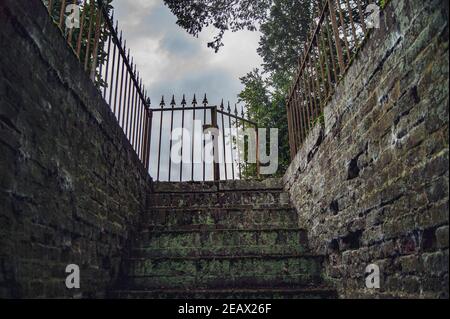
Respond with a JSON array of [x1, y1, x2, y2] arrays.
[[144, 208, 298, 230], [122, 273, 324, 290], [152, 179, 284, 193], [131, 244, 307, 258], [133, 228, 308, 252], [126, 254, 323, 279], [111, 286, 337, 299], [148, 190, 291, 210]]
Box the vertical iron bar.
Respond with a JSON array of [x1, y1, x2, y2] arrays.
[[133, 76, 140, 151], [211, 106, 220, 181], [137, 80, 144, 156], [180, 95, 186, 182], [234, 105, 242, 180], [191, 95, 197, 181], [102, 21, 112, 98], [108, 26, 118, 107], [67, 0, 77, 45], [337, 0, 352, 63], [255, 123, 260, 179], [112, 31, 122, 115], [121, 50, 130, 129], [286, 100, 295, 159], [292, 85, 301, 150], [227, 103, 235, 179], [125, 59, 134, 136], [345, 0, 359, 48], [296, 85, 305, 147], [157, 97, 164, 181], [329, 0, 345, 72], [84, 1, 94, 71], [319, 27, 333, 97], [90, 5, 103, 82], [312, 41, 323, 111], [59, 0, 67, 29], [76, 1, 87, 57], [117, 41, 126, 123], [145, 107, 153, 170], [241, 107, 247, 179], [356, 0, 367, 34], [220, 101, 227, 180], [324, 12, 339, 85], [131, 72, 139, 148], [302, 58, 313, 130], [202, 95, 208, 182], [168, 95, 175, 182], [127, 64, 136, 140], [48, 0, 53, 14]]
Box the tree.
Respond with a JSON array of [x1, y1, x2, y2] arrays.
[[237, 0, 314, 177], [164, 0, 317, 177], [258, 0, 313, 76], [163, 0, 272, 52], [238, 69, 291, 178], [47, 0, 113, 88]]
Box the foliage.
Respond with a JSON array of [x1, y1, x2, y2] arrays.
[[237, 0, 315, 178], [47, 0, 113, 88], [163, 0, 272, 52]]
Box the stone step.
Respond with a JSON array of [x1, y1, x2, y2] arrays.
[[125, 255, 323, 282], [131, 244, 307, 258], [151, 179, 284, 193], [122, 273, 323, 290], [144, 208, 299, 230], [148, 190, 291, 210], [132, 229, 309, 256], [111, 287, 337, 299]]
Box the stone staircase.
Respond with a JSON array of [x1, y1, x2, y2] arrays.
[[112, 179, 336, 299]]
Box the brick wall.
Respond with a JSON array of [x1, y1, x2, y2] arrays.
[[283, 0, 449, 298], [0, 0, 151, 298]]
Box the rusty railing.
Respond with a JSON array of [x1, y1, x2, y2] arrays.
[[286, 0, 381, 159], [149, 95, 259, 182], [42, 0, 260, 181], [42, 0, 152, 169]]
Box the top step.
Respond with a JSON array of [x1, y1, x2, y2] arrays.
[[151, 178, 284, 193]]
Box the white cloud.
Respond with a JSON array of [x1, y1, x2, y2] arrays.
[[113, 0, 263, 105]]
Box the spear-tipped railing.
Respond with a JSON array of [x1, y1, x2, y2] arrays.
[[42, 0, 152, 169], [149, 95, 259, 182], [41, 1, 260, 181], [286, 0, 382, 159]]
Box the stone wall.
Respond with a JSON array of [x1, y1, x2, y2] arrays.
[[0, 0, 151, 298], [283, 0, 449, 298]]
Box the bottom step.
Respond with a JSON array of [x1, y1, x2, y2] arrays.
[[111, 287, 337, 299]]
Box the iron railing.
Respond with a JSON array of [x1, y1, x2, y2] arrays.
[[286, 0, 381, 159], [149, 95, 259, 182], [42, 0, 152, 169], [42, 0, 260, 181]]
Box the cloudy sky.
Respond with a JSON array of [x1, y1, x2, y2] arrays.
[[109, 0, 265, 181], [113, 0, 263, 107]]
